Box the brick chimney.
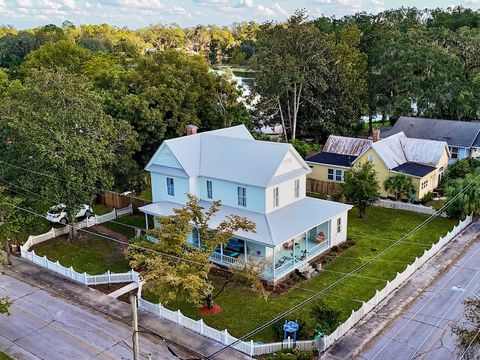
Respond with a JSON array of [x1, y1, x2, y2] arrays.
[[186, 124, 198, 136], [372, 128, 381, 142]]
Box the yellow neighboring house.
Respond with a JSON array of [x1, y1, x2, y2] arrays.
[[306, 131, 450, 200]]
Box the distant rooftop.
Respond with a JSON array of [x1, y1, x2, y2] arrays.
[[382, 116, 480, 148]]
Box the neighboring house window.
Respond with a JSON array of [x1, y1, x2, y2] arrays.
[[451, 147, 459, 159], [421, 180, 429, 190], [294, 179, 300, 198], [335, 169, 343, 182], [206, 180, 213, 199], [273, 187, 279, 207], [337, 218, 342, 233], [238, 186, 247, 207], [327, 169, 334, 181], [166, 177, 175, 196], [368, 154, 375, 163]]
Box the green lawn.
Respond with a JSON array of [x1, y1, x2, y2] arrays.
[[101, 213, 147, 239], [143, 206, 456, 342], [138, 187, 152, 201], [31, 233, 130, 274], [93, 203, 113, 215]]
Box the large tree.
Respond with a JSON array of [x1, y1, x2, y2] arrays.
[[126, 194, 266, 309], [0, 69, 137, 239], [342, 162, 380, 218], [445, 175, 480, 219], [251, 11, 360, 142]]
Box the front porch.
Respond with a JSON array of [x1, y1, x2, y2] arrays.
[[186, 221, 331, 281]]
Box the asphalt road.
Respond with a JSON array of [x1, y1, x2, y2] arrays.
[[357, 238, 480, 360], [0, 273, 192, 360]]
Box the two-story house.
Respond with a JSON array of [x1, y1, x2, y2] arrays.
[[139, 125, 352, 283]]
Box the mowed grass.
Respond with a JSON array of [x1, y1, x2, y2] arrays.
[[144, 206, 456, 342], [31, 233, 130, 274], [101, 213, 148, 239]]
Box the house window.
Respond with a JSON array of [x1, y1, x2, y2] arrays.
[[421, 180, 429, 190], [273, 187, 279, 207], [192, 228, 200, 246], [327, 169, 334, 181], [335, 169, 343, 182], [368, 154, 375, 163], [337, 218, 342, 233], [451, 147, 459, 159], [294, 179, 300, 198], [206, 180, 213, 199], [238, 186, 247, 207], [166, 177, 175, 196]]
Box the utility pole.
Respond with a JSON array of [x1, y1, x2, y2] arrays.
[[130, 294, 140, 360]]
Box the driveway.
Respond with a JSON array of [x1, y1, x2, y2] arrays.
[[357, 238, 480, 360], [0, 273, 193, 360]]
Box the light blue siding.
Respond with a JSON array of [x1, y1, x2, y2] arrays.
[[449, 146, 470, 164], [196, 177, 266, 213], [150, 172, 190, 204]]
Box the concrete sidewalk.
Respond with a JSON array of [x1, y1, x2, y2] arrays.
[[321, 220, 480, 360], [3, 256, 252, 360]]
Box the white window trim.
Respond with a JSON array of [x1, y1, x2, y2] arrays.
[[273, 187, 279, 207], [294, 179, 300, 198], [238, 186, 247, 207], [206, 180, 213, 199], [336, 218, 342, 234], [166, 177, 175, 196]]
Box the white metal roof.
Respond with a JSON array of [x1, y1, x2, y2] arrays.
[[139, 198, 351, 247], [370, 132, 449, 169], [323, 135, 373, 156], [146, 125, 310, 188]]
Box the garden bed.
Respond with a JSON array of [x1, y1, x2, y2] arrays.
[[143, 207, 456, 343]]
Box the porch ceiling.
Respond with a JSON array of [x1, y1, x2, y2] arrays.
[[139, 197, 352, 247]]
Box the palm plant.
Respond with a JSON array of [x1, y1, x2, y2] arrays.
[[384, 173, 415, 201]]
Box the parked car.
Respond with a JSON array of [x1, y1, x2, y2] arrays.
[[46, 204, 93, 224]]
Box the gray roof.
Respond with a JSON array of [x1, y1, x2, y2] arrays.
[[146, 125, 310, 188], [382, 117, 480, 148], [323, 135, 373, 156], [370, 132, 449, 169], [139, 198, 352, 247]]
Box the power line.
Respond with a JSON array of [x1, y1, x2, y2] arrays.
[[0, 159, 152, 204], [367, 243, 480, 360], [206, 174, 479, 359]]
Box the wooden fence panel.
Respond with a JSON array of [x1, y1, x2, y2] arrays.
[[100, 191, 149, 211], [307, 179, 342, 196]]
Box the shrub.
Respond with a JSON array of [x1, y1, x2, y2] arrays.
[[310, 299, 341, 334], [271, 318, 315, 341]]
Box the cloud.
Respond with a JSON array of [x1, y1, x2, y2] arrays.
[[193, 0, 230, 7], [237, 0, 254, 8]]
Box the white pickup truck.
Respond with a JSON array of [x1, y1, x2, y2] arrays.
[[46, 204, 93, 224]]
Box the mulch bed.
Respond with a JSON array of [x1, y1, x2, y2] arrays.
[[199, 304, 222, 315]]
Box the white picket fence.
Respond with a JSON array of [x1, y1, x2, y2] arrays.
[[18, 207, 472, 357], [20, 246, 139, 285], [21, 204, 133, 252], [136, 215, 472, 357], [321, 214, 472, 350]]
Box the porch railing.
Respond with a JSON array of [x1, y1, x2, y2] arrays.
[[307, 239, 329, 258], [209, 251, 243, 265]]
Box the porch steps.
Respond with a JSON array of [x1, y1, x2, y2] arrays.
[[298, 263, 316, 279]]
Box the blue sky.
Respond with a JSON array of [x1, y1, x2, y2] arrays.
[[0, 0, 479, 29]]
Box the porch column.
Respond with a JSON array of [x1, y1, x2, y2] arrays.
[[144, 213, 149, 229], [305, 231, 309, 259], [272, 249, 276, 278], [292, 238, 295, 264], [220, 243, 224, 262], [244, 241, 247, 262]]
